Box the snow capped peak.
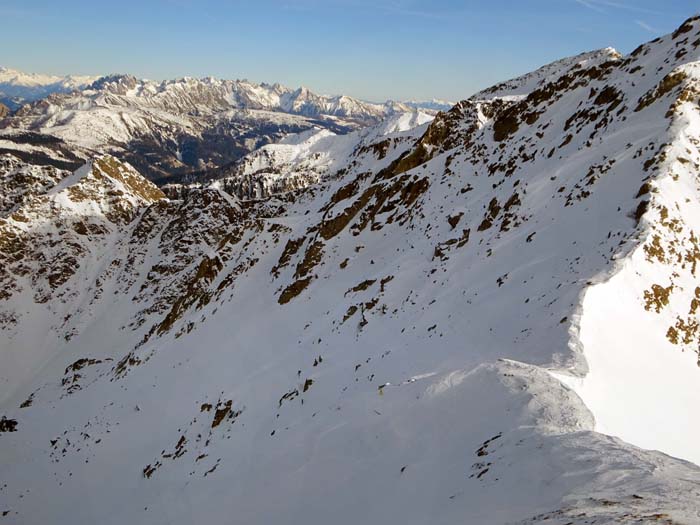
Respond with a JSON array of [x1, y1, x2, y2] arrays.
[[0, 67, 99, 110], [0, 67, 447, 185], [0, 66, 90, 88], [403, 98, 455, 111], [87, 74, 138, 89], [2, 72, 432, 182]]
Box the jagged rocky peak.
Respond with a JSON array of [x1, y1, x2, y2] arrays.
[[362, 46, 629, 182], [0, 154, 164, 237], [3, 15, 700, 525], [0, 154, 70, 216], [88, 155, 166, 205], [86, 74, 140, 94], [0, 155, 164, 320]]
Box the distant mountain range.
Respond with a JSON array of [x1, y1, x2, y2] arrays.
[[0, 66, 98, 110], [403, 98, 455, 111], [0, 68, 439, 183], [0, 65, 453, 114]]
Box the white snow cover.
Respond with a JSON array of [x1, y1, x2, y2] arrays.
[[0, 66, 98, 108], [0, 67, 96, 89], [216, 110, 434, 198], [0, 70, 436, 181], [556, 67, 700, 464], [472, 48, 621, 101], [3, 16, 700, 525], [2, 73, 425, 150], [404, 98, 455, 111]]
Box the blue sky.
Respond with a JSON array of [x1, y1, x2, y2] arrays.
[[0, 0, 698, 101]]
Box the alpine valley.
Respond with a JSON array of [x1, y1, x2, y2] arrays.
[[0, 71, 437, 184], [2, 16, 700, 525]]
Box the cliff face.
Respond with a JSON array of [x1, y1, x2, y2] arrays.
[[2, 18, 700, 525]]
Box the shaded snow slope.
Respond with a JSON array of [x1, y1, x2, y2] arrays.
[[3, 16, 700, 525]]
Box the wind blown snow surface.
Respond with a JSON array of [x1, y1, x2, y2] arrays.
[[2, 17, 700, 525]]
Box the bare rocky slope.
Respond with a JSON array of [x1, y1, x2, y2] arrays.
[[2, 17, 700, 524]]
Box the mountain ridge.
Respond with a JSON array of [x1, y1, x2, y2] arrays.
[[0, 70, 433, 184], [2, 16, 700, 524]]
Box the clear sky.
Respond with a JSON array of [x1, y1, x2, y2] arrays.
[[1, 0, 698, 102]]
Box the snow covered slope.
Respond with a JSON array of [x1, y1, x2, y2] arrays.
[[0, 66, 97, 111], [3, 17, 700, 525], [212, 110, 434, 198], [472, 48, 622, 101]]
